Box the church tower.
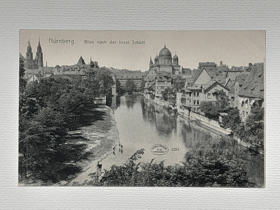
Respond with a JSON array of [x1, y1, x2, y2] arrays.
[[35, 38, 43, 68], [26, 38, 34, 69], [149, 56, 153, 69]]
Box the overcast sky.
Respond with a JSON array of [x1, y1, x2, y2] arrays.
[[20, 30, 265, 71]]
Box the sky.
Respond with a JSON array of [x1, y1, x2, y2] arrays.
[[20, 30, 265, 71]]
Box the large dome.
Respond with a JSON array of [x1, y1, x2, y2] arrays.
[[159, 46, 172, 58]]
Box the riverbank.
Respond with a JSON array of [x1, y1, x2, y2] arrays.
[[53, 105, 120, 186], [145, 95, 264, 156]]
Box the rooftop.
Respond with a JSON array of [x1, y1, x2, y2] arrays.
[[238, 64, 264, 99]]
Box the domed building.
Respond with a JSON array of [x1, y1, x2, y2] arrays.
[[149, 45, 180, 74]]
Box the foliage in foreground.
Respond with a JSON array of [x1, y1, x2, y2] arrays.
[[77, 138, 254, 187], [19, 60, 115, 183]]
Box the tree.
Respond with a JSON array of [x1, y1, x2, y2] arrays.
[[223, 108, 241, 132], [162, 87, 174, 101], [172, 76, 185, 92], [95, 68, 114, 96], [76, 142, 253, 187], [243, 107, 264, 145], [124, 80, 136, 95], [19, 58, 27, 93], [81, 68, 114, 99], [199, 90, 230, 120], [116, 79, 125, 95], [199, 101, 219, 120], [19, 107, 68, 181], [215, 90, 230, 112], [140, 79, 145, 92]]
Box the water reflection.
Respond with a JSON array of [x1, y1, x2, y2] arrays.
[[125, 95, 136, 109], [142, 102, 177, 137], [106, 95, 263, 186]]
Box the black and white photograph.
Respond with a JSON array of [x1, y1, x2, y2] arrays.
[[19, 30, 265, 187]]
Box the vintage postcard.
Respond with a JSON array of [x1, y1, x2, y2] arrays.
[[19, 30, 265, 187]]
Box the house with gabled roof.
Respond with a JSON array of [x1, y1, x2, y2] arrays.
[[180, 79, 230, 112], [179, 66, 230, 112], [237, 63, 264, 121]]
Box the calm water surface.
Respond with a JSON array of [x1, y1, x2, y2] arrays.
[[102, 95, 264, 186], [103, 95, 219, 167]]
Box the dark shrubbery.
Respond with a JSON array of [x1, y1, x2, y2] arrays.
[[77, 138, 254, 187], [19, 62, 115, 184]]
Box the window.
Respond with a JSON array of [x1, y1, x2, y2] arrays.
[[197, 100, 199, 105], [207, 93, 211, 99], [197, 92, 199, 97], [193, 100, 196, 105], [246, 112, 248, 117]]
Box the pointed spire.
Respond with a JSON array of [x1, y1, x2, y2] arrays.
[[46, 61, 47, 67], [28, 38, 31, 46], [38, 37, 41, 46], [164, 43, 166, 48]]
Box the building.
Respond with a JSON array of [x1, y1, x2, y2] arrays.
[[115, 72, 144, 90], [237, 63, 264, 121], [144, 45, 192, 99], [149, 45, 179, 74], [178, 67, 229, 112], [148, 45, 191, 75], [226, 73, 248, 108], [198, 62, 217, 70], [24, 38, 43, 69], [155, 71, 172, 98]]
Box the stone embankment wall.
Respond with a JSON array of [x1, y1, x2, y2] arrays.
[[189, 112, 232, 135]]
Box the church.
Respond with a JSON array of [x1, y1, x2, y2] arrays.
[[24, 38, 44, 69], [149, 45, 180, 74]]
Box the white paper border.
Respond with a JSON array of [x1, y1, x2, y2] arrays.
[[1, 0, 279, 209]]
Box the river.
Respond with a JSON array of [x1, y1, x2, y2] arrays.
[[101, 95, 264, 186]]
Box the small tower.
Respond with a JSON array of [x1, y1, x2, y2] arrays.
[[149, 56, 153, 69], [173, 53, 178, 65], [35, 38, 43, 68], [154, 54, 159, 65]]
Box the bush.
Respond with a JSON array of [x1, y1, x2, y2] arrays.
[[78, 140, 254, 187]]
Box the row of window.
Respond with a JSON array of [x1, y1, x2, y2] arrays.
[[242, 111, 249, 118], [193, 92, 200, 97], [193, 100, 200, 105]]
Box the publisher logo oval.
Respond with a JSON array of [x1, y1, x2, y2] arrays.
[[150, 144, 169, 155]]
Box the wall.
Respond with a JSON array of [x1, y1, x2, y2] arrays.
[[189, 112, 231, 135]]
